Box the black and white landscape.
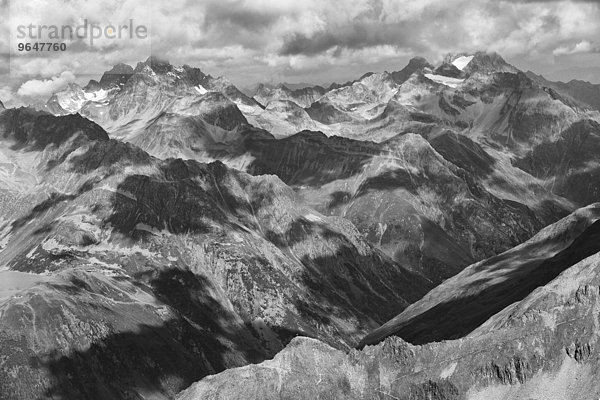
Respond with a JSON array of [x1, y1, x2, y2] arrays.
[[3, 1, 600, 399]]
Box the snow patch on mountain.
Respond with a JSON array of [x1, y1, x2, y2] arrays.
[[234, 101, 259, 114], [452, 55, 474, 71], [424, 73, 465, 88], [304, 213, 322, 222], [56, 90, 87, 113], [84, 89, 108, 101], [196, 85, 208, 95]]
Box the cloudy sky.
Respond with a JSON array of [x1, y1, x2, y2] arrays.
[[2, 0, 600, 106]]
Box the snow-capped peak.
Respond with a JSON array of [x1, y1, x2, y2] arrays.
[[452, 55, 474, 71]]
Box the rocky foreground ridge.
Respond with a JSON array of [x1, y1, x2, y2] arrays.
[[178, 204, 600, 400]]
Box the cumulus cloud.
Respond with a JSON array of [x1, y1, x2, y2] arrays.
[[553, 40, 599, 55], [0, 85, 15, 104], [17, 71, 76, 98]]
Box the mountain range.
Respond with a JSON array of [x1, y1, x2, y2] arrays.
[[1, 50, 600, 399]]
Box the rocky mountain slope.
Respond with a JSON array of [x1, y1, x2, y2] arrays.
[[45, 53, 600, 153], [360, 203, 600, 346], [44, 57, 328, 140], [526, 71, 600, 111], [236, 52, 600, 283], [514, 118, 600, 205], [41, 52, 597, 285], [0, 106, 432, 399], [232, 52, 599, 147], [177, 203, 600, 400], [20, 50, 600, 399], [44, 57, 259, 158]]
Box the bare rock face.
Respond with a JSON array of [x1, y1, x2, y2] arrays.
[[0, 108, 109, 149], [390, 56, 434, 84], [0, 107, 432, 399], [176, 206, 600, 400], [515, 119, 600, 205], [461, 51, 518, 76], [253, 83, 326, 108], [97, 62, 135, 89], [305, 99, 354, 124]]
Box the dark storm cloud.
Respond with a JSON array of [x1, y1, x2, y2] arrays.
[[276, 2, 470, 58], [279, 22, 427, 56], [201, 0, 281, 32], [183, 0, 293, 51]]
